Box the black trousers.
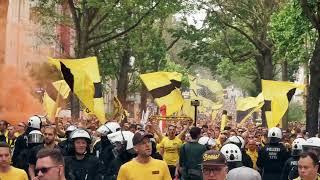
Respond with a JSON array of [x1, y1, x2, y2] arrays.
[[168, 165, 176, 178]]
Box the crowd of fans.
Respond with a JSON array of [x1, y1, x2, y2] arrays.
[[0, 114, 318, 180]]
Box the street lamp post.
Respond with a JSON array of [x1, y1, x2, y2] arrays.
[[191, 100, 200, 126]]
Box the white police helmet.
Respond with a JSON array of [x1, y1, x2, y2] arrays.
[[198, 136, 216, 147], [226, 136, 245, 149], [292, 138, 306, 156], [304, 137, 320, 148], [66, 125, 77, 132], [28, 115, 42, 129], [70, 129, 91, 142], [302, 137, 320, 160], [28, 130, 44, 144], [97, 125, 109, 136], [221, 143, 242, 162], [105, 122, 121, 134], [268, 127, 282, 139], [107, 131, 134, 150]]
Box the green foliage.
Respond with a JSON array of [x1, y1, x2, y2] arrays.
[[288, 102, 305, 122], [270, 0, 316, 81], [216, 58, 258, 95], [163, 59, 190, 89]]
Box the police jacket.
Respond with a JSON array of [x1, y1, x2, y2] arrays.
[[105, 151, 136, 180], [257, 142, 289, 180], [281, 156, 299, 180], [93, 139, 115, 171], [58, 139, 74, 156], [65, 154, 105, 180]]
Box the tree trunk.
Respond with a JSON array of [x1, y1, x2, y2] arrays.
[[262, 48, 273, 80], [281, 60, 289, 129], [70, 26, 89, 120], [117, 38, 131, 106], [306, 37, 320, 137], [255, 47, 273, 127], [0, 0, 8, 64], [140, 85, 148, 116]]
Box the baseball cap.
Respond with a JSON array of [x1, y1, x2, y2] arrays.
[[227, 166, 261, 180], [202, 150, 227, 166], [132, 130, 153, 146]]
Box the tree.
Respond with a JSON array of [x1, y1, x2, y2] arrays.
[[271, 0, 315, 82], [177, 0, 281, 91], [299, 0, 320, 136], [33, 0, 181, 118]]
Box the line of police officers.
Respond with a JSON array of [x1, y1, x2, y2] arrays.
[[10, 115, 320, 180]]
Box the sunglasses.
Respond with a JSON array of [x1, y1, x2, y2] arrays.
[[35, 165, 59, 175]]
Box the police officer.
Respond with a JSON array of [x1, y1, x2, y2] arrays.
[[12, 115, 42, 169], [225, 136, 253, 168], [302, 137, 320, 158], [198, 136, 216, 150], [105, 130, 136, 179], [257, 127, 289, 180], [64, 129, 105, 180], [220, 143, 243, 171], [281, 138, 306, 180], [58, 125, 77, 156], [93, 122, 121, 172]]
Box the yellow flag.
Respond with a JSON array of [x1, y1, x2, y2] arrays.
[[43, 92, 60, 120], [188, 75, 224, 113], [113, 97, 125, 122], [236, 93, 264, 123], [262, 80, 304, 128], [236, 93, 264, 111], [220, 114, 228, 131], [197, 78, 224, 102], [49, 57, 106, 123], [140, 72, 184, 116], [52, 80, 70, 99], [181, 99, 195, 120]]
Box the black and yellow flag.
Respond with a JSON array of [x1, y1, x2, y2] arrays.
[[262, 80, 304, 128], [140, 72, 184, 116], [187, 75, 223, 113], [236, 93, 264, 124], [49, 57, 106, 123]]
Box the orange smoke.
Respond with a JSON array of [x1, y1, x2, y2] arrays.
[[0, 65, 44, 125]]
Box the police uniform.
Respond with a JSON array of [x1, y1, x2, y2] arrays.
[[257, 142, 289, 180], [281, 156, 299, 180], [65, 154, 105, 180]]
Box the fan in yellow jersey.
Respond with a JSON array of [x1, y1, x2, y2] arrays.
[[118, 130, 171, 180], [0, 142, 28, 180], [158, 124, 189, 178]]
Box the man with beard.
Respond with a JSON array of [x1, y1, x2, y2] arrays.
[[117, 130, 171, 180], [28, 126, 60, 179], [0, 142, 28, 179]]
